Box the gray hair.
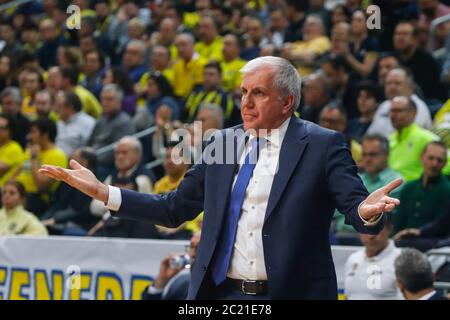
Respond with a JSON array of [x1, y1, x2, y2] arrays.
[[240, 56, 302, 110], [362, 134, 390, 155], [306, 72, 332, 99], [305, 14, 326, 35], [0, 86, 22, 104], [117, 136, 143, 158], [199, 103, 224, 129], [127, 39, 146, 57], [176, 32, 196, 45], [394, 248, 434, 293], [102, 84, 124, 103]]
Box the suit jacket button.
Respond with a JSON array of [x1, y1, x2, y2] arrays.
[[201, 265, 207, 272]]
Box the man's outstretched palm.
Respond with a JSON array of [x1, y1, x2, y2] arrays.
[[39, 159, 109, 203], [359, 178, 403, 221]]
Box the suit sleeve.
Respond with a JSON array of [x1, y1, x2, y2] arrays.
[[326, 132, 385, 234], [112, 162, 205, 227]]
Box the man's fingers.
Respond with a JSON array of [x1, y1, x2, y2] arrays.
[[70, 159, 83, 170], [383, 178, 403, 194], [39, 166, 70, 181], [381, 196, 400, 206]]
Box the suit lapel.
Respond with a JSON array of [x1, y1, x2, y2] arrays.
[[264, 117, 308, 223]]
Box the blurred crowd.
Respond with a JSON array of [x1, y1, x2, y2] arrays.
[[0, 0, 449, 265]]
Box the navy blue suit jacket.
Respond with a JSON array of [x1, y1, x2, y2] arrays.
[[114, 117, 385, 299]]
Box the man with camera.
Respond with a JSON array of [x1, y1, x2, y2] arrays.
[[142, 231, 201, 300]]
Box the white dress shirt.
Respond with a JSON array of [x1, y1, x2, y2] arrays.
[[56, 111, 96, 156], [106, 116, 382, 281]]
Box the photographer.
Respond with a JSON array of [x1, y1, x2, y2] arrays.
[[142, 231, 201, 300]]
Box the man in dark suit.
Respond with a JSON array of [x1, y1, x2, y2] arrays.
[[40, 56, 402, 299]]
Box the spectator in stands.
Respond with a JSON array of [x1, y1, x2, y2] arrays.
[[284, 0, 307, 43], [367, 68, 432, 139], [0, 181, 48, 236], [142, 231, 201, 300], [240, 16, 269, 61], [0, 54, 17, 92], [136, 45, 175, 98], [418, 0, 450, 50], [21, 68, 44, 120], [34, 90, 59, 123], [321, 54, 359, 119], [15, 118, 67, 216], [344, 215, 403, 300], [330, 4, 351, 27], [334, 135, 403, 245], [153, 142, 201, 240], [89, 136, 156, 238], [40, 147, 100, 236], [395, 248, 447, 300], [394, 201, 450, 252], [221, 34, 247, 94], [318, 22, 350, 63], [188, 103, 224, 163], [266, 6, 289, 52], [388, 96, 439, 182], [377, 53, 400, 86], [94, 0, 121, 48], [59, 66, 102, 119], [0, 20, 23, 57], [0, 87, 30, 148], [55, 91, 96, 156], [346, 81, 383, 141], [195, 15, 224, 62], [122, 40, 148, 84], [299, 72, 332, 124], [150, 17, 178, 61], [87, 84, 136, 180], [182, 61, 240, 128], [57, 46, 83, 70], [103, 66, 137, 116], [319, 103, 362, 166], [283, 14, 331, 77], [172, 33, 207, 99], [392, 21, 446, 102], [37, 19, 66, 70], [392, 141, 450, 234], [0, 114, 24, 188], [81, 49, 105, 99], [344, 10, 379, 80], [134, 71, 179, 131]]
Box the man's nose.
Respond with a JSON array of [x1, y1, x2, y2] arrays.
[[241, 94, 254, 108]]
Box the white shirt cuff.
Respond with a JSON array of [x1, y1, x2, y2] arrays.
[[106, 185, 122, 211], [147, 285, 164, 295], [358, 201, 384, 226]]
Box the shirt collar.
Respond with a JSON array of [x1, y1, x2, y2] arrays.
[[418, 290, 436, 300], [394, 123, 417, 141], [253, 116, 291, 148], [365, 240, 396, 261]]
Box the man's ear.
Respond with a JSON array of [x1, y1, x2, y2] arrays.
[[282, 94, 294, 114]]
